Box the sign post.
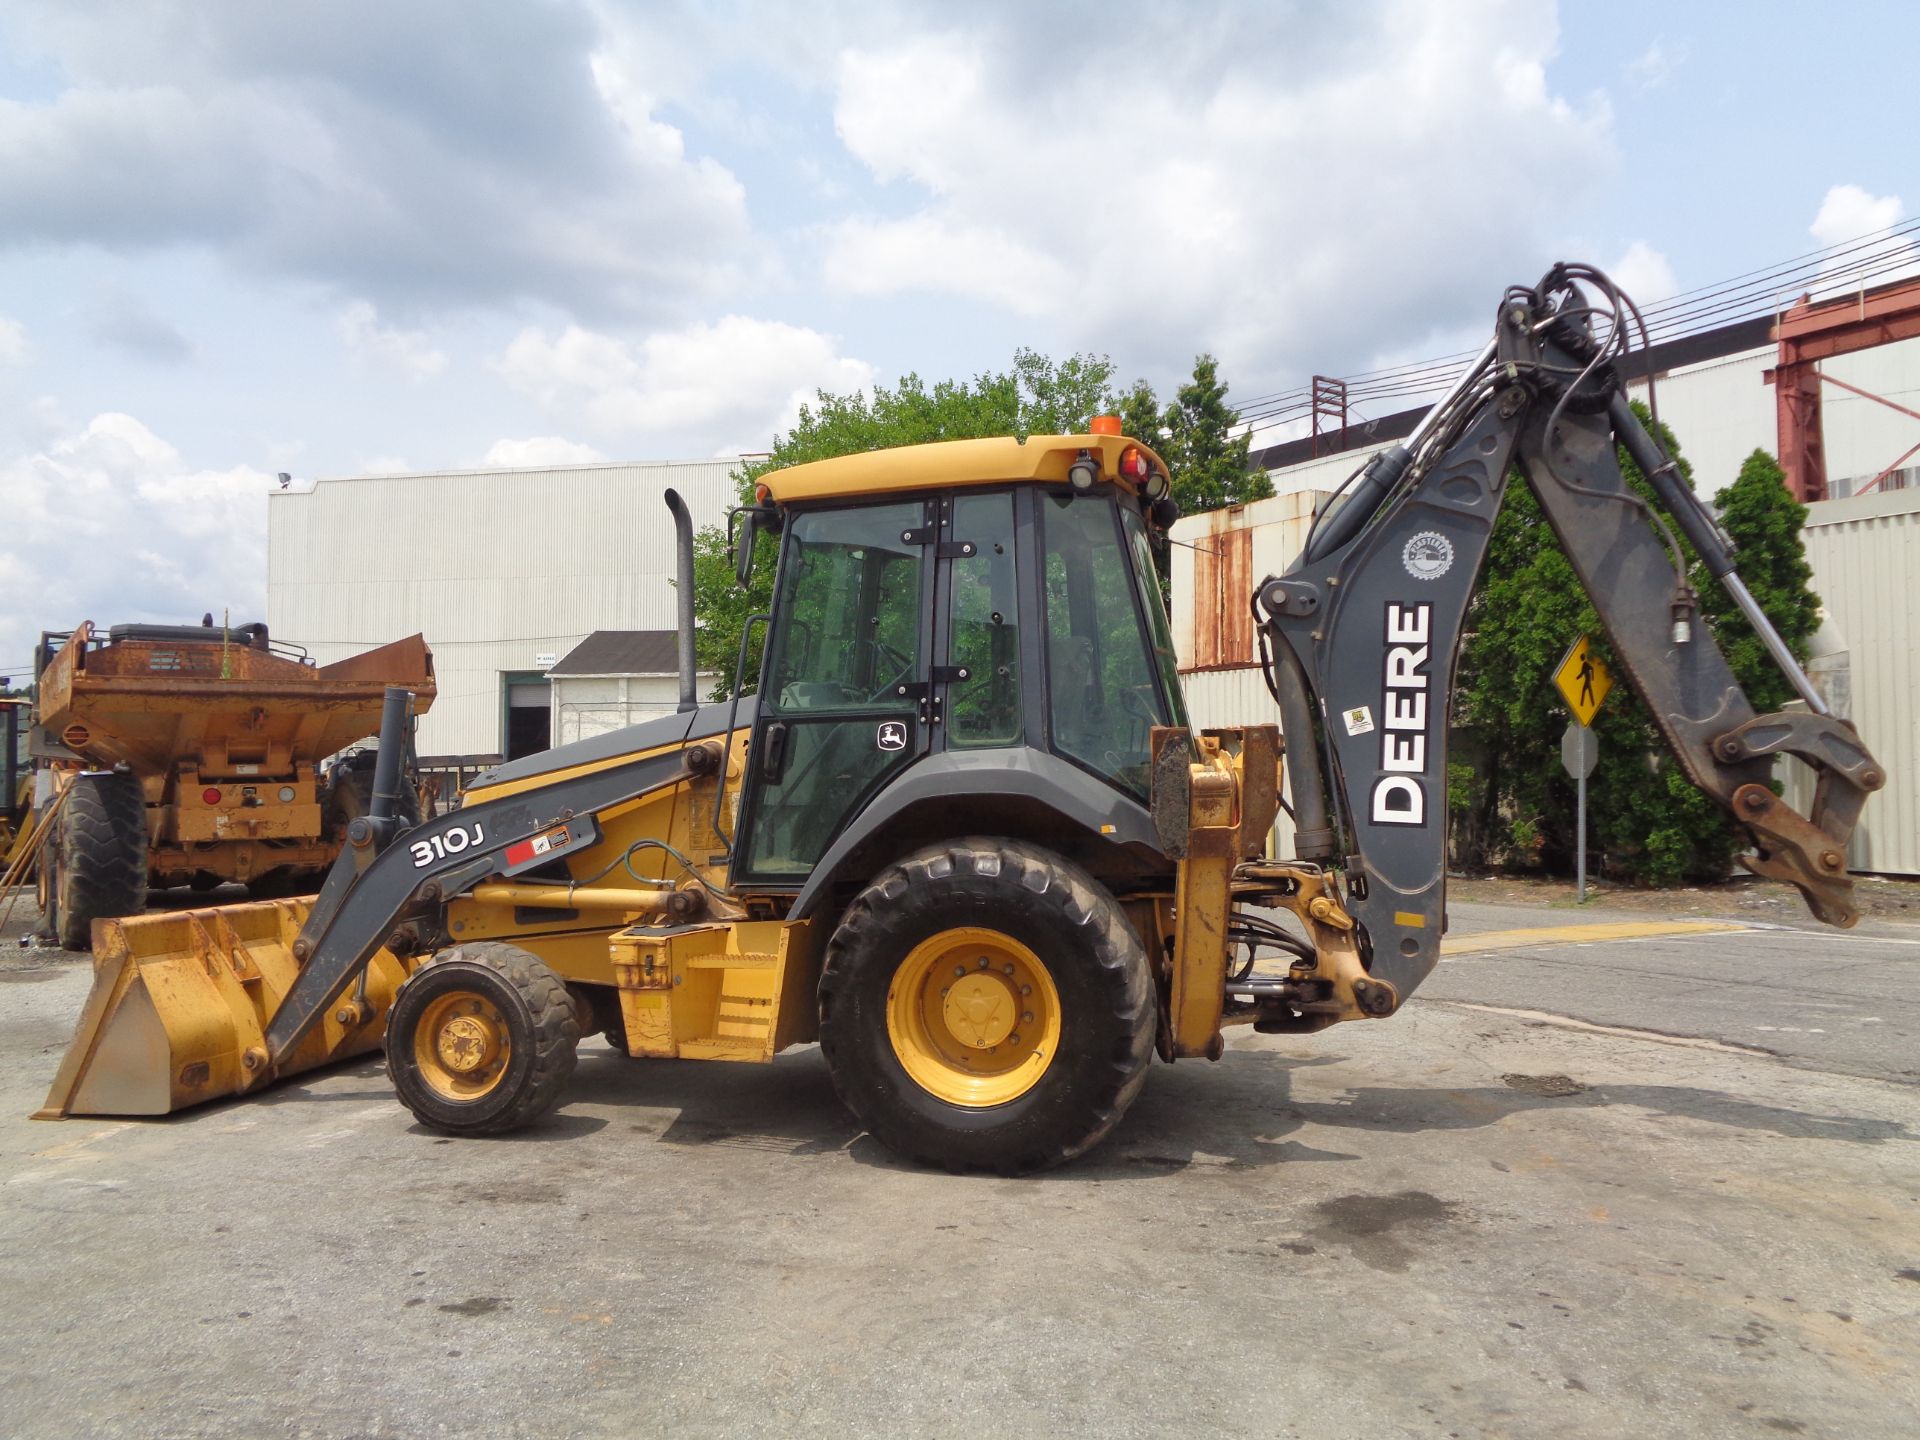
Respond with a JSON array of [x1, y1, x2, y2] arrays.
[[1553, 636, 1613, 902]]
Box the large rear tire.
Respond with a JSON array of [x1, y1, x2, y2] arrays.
[[387, 942, 580, 1135], [819, 838, 1155, 1174], [48, 771, 149, 951]]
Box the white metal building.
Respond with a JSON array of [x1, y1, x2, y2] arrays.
[[1257, 331, 1920, 502], [1787, 487, 1920, 874], [267, 458, 739, 760]]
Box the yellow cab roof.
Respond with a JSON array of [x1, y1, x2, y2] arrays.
[[759, 432, 1168, 505]]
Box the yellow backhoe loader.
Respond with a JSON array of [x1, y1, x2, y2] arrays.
[[36, 265, 1884, 1172]]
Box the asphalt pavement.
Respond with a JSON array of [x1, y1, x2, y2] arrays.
[[2, 888, 1917, 1439], [1429, 898, 1920, 1086]]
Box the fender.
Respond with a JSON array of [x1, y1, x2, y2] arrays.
[[788, 746, 1167, 922]]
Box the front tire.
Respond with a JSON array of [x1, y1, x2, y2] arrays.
[[819, 838, 1155, 1174], [387, 942, 580, 1135]]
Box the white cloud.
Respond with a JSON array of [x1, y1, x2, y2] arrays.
[[336, 301, 446, 381], [824, 213, 1073, 317], [0, 3, 756, 319], [1811, 183, 1903, 248], [817, 0, 1615, 385], [1609, 241, 1680, 305], [1627, 40, 1687, 91], [496, 315, 875, 451], [482, 436, 609, 469], [0, 413, 270, 672], [1809, 184, 1917, 296], [0, 315, 26, 367], [88, 290, 192, 362]]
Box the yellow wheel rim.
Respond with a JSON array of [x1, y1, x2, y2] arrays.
[[886, 927, 1063, 1108], [412, 989, 512, 1101]]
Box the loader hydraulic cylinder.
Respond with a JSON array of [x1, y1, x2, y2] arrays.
[[367, 687, 413, 833]]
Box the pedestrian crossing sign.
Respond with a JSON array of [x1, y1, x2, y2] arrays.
[[1553, 635, 1612, 727]]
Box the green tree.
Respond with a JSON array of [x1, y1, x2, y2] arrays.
[[1115, 378, 1164, 453], [1452, 417, 1821, 885], [1157, 355, 1272, 516], [1124, 357, 1271, 596], [690, 350, 1119, 696], [1697, 449, 1819, 713]]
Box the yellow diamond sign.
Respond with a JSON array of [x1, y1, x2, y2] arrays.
[[1553, 635, 1613, 727]]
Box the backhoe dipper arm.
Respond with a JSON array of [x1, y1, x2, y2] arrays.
[[1254, 264, 1884, 1013]]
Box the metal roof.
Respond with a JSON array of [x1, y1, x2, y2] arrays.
[[1250, 313, 1778, 475], [548, 630, 682, 677]]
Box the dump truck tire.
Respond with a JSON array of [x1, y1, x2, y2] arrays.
[[387, 942, 580, 1135], [819, 837, 1155, 1175], [50, 770, 149, 950]]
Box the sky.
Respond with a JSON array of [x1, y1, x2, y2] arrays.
[[0, 0, 1916, 680]]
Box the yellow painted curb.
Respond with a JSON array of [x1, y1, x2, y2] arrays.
[[1440, 919, 1749, 956]]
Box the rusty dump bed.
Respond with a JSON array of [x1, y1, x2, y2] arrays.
[[35, 625, 436, 774]]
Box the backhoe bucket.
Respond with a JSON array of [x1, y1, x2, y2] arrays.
[[35, 900, 411, 1119]]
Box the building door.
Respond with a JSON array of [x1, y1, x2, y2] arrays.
[[504, 675, 551, 759]]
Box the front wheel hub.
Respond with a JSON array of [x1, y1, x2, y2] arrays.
[[413, 991, 512, 1100], [436, 1012, 500, 1073]]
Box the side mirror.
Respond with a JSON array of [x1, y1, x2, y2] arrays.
[[733, 509, 757, 587]]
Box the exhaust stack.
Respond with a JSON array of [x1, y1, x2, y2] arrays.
[[665, 489, 697, 713]]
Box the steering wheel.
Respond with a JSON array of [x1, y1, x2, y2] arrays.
[[866, 639, 914, 702], [1117, 684, 1159, 731]]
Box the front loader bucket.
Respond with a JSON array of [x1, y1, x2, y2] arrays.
[[35, 900, 411, 1119]]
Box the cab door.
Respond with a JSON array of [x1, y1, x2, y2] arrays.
[[733, 499, 933, 884]]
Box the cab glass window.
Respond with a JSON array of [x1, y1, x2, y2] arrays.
[[763, 503, 923, 713], [1119, 504, 1191, 731], [1040, 493, 1170, 796], [946, 492, 1021, 748]]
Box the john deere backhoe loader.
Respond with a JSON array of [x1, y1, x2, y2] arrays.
[[37, 265, 1884, 1172]]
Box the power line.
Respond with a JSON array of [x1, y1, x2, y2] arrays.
[[1232, 220, 1920, 428]]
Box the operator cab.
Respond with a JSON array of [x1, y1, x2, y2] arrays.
[[730, 432, 1186, 890]]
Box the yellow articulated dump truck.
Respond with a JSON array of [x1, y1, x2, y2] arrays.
[[36, 264, 1883, 1171], [30, 621, 434, 948]]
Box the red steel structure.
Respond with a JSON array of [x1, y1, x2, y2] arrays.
[[1767, 276, 1920, 501]]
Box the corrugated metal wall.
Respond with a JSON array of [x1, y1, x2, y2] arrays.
[[267, 459, 738, 756], [1170, 491, 1330, 854], [550, 673, 688, 746], [1788, 488, 1919, 875]]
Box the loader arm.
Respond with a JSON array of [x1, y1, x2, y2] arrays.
[[258, 738, 718, 1072], [1254, 263, 1884, 1013]]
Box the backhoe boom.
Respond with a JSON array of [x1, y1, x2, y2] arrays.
[[1254, 265, 1883, 1011]]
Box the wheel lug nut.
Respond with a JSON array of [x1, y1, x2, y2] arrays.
[[978, 958, 989, 970], [1022, 1011, 1033, 1024], [1003, 963, 1014, 975], [1008, 1034, 1020, 1046], [1020, 984, 1031, 996], [954, 966, 966, 977]]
